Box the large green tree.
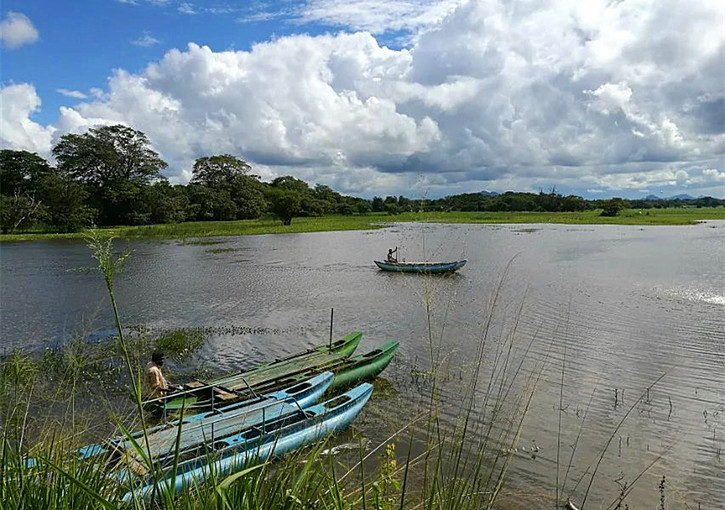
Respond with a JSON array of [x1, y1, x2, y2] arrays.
[[0, 150, 93, 232], [599, 197, 629, 217], [0, 150, 55, 233], [190, 154, 252, 187], [36, 173, 92, 232], [267, 176, 312, 225], [189, 155, 267, 220], [138, 182, 190, 224], [53, 124, 167, 187], [227, 175, 268, 219], [0, 150, 53, 196], [267, 188, 303, 225], [184, 184, 238, 221]]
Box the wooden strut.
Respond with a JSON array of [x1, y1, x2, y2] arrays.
[[329, 308, 334, 351]]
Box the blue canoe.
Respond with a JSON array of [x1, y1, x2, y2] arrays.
[[123, 382, 373, 502], [78, 372, 334, 465], [374, 259, 467, 274]]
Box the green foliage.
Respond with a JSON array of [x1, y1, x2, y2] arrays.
[[0, 149, 53, 196], [188, 155, 267, 221], [85, 231, 132, 296], [599, 197, 629, 217], [384, 202, 399, 215], [51, 125, 168, 227], [191, 154, 252, 187], [53, 124, 167, 187], [373, 442, 400, 510], [267, 187, 303, 225], [154, 329, 204, 361], [37, 173, 93, 232], [0, 193, 45, 234], [337, 202, 355, 215], [139, 182, 190, 224], [184, 183, 238, 221], [354, 200, 372, 214], [270, 175, 310, 194], [226, 174, 268, 219], [0, 150, 93, 232]]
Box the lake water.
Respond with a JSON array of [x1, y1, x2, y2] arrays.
[[1, 222, 723, 508]]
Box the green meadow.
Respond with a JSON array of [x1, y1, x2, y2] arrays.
[[1, 207, 723, 242]]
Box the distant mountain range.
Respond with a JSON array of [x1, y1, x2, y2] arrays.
[[644, 194, 697, 200], [475, 190, 707, 200]]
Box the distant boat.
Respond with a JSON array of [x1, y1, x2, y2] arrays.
[[374, 259, 467, 274]]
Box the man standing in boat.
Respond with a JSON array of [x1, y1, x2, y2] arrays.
[[145, 351, 182, 398], [387, 247, 398, 263]]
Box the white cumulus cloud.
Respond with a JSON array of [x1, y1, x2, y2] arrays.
[[0, 12, 39, 49], [2, 0, 724, 198], [0, 84, 55, 156]]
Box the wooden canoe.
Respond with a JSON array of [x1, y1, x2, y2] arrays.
[[250, 340, 399, 395], [374, 260, 467, 274], [152, 331, 362, 411], [124, 383, 373, 501], [78, 372, 334, 463], [161, 341, 397, 413]]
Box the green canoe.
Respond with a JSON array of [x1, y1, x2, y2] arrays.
[[159, 340, 398, 413], [155, 332, 362, 412], [324, 340, 399, 392], [228, 340, 399, 396]]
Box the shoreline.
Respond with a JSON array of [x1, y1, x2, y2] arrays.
[[1, 208, 724, 242]]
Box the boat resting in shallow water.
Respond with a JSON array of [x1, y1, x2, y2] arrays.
[[146, 331, 362, 412], [124, 383, 373, 501], [158, 340, 398, 412], [78, 372, 335, 464], [374, 259, 467, 274]]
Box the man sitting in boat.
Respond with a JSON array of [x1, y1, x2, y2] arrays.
[[145, 351, 182, 398], [387, 247, 398, 263]]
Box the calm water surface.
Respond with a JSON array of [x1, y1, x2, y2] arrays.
[[1, 222, 723, 508]]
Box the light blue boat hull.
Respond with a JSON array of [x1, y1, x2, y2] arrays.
[[79, 372, 334, 463], [123, 382, 373, 502]]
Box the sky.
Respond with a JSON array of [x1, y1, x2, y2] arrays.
[[1, 0, 723, 199]]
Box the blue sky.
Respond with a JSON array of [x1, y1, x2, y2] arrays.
[[1, 0, 723, 199], [5, 1, 383, 125]]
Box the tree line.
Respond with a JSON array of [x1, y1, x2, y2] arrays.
[[0, 125, 370, 234], [1, 124, 722, 234]]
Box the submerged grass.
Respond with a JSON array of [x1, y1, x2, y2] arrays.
[[1, 207, 723, 241]]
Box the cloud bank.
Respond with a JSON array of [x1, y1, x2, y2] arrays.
[[1, 0, 723, 197]]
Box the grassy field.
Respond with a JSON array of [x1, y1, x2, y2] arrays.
[[2, 207, 724, 242]]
